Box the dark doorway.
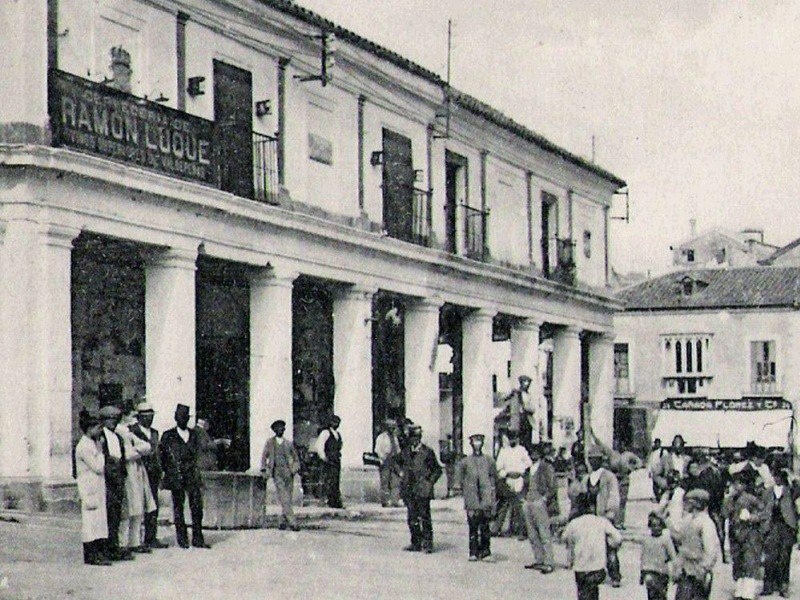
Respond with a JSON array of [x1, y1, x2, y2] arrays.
[[382, 128, 415, 242], [541, 191, 557, 276], [195, 257, 250, 472], [372, 293, 405, 439], [445, 151, 467, 253], [580, 334, 590, 435], [439, 305, 464, 456], [292, 277, 335, 499], [213, 60, 254, 199], [614, 406, 649, 455]]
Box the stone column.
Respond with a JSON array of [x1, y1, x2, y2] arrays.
[[333, 285, 376, 467], [0, 218, 79, 480], [461, 308, 496, 449], [249, 266, 297, 472], [552, 326, 582, 451], [145, 247, 198, 434], [589, 332, 615, 448], [404, 297, 443, 452], [510, 318, 544, 442]]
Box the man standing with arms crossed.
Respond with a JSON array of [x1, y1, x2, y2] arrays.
[[129, 400, 168, 549]]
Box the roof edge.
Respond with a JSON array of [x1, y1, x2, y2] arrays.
[[260, 1, 627, 189]]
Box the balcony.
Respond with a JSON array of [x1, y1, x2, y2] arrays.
[[463, 204, 489, 261], [411, 188, 433, 246], [382, 186, 432, 248], [751, 379, 778, 395], [48, 69, 279, 205], [253, 132, 280, 204]]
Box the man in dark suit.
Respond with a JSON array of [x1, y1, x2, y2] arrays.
[[129, 401, 167, 549], [159, 404, 209, 549], [260, 419, 301, 530], [762, 468, 798, 597], [399, 425, 442, 553], [98, 405, 132, 561], [314, 415, 344, 509]]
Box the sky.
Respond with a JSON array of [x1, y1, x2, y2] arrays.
[[297, 0, 800, 275]]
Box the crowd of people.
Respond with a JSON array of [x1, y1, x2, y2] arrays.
[[74, 398, 799, 600]]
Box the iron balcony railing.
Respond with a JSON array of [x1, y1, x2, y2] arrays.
[[411, 188, 433, 247], [463, 204, 489, 261], [253, 131, 280, 204]]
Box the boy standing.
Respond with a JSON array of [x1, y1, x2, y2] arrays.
[[674, 489, 720, 600], [640, 511, 677, 600], [562, 493, 623, 600], [454, 433, 497, 562]]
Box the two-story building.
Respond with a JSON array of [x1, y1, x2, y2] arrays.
[[614, 267, 798, 460], [0, 0, 625, 510]]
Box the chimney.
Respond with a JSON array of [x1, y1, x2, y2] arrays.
[[689, 218, 697, 239]]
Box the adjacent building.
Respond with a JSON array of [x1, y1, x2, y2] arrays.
[[0, 0, 625, 509], [670, 221, 776, 270], [614, 267, 799, 459]]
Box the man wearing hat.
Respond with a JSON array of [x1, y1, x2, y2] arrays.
[[260, 419, 301, 531], [675, 489, 720, 600], [374, 419, 402, 507], [454, 433, 496, 561], [496, 375, 538, 448], [129, 400, 167, 549], [581, 442, 622, 587], [314, 415, 344, 509], [98, 405, 131, 561], [399, 425, 442, 553], [159, 404, 209, 549]]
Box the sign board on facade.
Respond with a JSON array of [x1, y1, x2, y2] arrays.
[[660, 397, 792, 411], [308, 133, 333, 165], [49, 70, 220, 186]]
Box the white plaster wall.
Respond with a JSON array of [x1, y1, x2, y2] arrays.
[[298, 86, 359, 217], [58, 0, 177, 104], [183, 20, 277, 131], [572, 194, 607, 288], [486, 157, 528, 267]]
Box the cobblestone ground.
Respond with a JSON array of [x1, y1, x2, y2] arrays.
[[0, 473, 797, 599]]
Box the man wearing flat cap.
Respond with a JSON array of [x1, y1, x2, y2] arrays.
[[496, 374, 538, 448], [454, 433, 497, 562], [159, 404, 209, 549], [98, 404, 131, 561], [399, 425, 442, 553], [129, 400, 167, 549], [261, 419, 301, 531]]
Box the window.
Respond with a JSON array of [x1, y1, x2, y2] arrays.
[[751, 340, 777, 393], [662, 334, 712, 396], [583, 230, 592, 258], [614, 343, 631, 395], [686, 249, 695, 262]]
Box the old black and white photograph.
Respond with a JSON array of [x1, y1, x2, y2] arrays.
[[0, 1, 799, 598]]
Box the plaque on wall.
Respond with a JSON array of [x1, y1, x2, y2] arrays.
[[308, 132, 333, 165]]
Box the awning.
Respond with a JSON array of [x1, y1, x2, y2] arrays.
[[652, 409, 793, 448]]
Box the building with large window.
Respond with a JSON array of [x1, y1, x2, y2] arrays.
[[614, 267, 799, 458], [0, 0, 625, 510]]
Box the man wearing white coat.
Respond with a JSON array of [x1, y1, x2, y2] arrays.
[[75, 409, 111, 566], [117, 406, 157, 555]]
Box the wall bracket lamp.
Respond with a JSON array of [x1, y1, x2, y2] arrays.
[[187, 76, 206, 97], [370, 151, 383, 166], [255, 99, 272, 117]]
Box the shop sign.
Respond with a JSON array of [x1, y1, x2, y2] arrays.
[[660, 397, 792, 411], [49, 70, 219, 186]]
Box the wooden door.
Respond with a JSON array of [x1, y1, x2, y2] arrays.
[[213, 60, 254, 199], [382, 129, 414, 241]]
